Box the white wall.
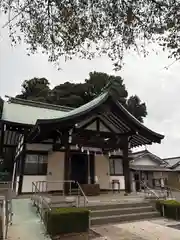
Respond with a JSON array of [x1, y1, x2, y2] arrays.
[[109, 176, 125, 190], [47, 152, 64, 191], [95, 155, 110, 189], [22, 175, 47, 193], [132, 155, 159, 166], [95, 155, 125, 190]]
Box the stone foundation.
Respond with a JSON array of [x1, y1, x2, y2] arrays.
[[52, 232, 88, 240]]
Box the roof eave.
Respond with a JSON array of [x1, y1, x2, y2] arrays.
[[114, 100, 164, 142]]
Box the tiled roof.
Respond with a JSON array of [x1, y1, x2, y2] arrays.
[[163, 157, 180, 168], [130, 165, 172, 171]]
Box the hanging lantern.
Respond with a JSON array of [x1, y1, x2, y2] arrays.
[[68, 135, 72, 143], [81, 147, 84, 152], [68, 128, 73, 143]]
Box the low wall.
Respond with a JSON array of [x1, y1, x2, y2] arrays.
[[22, 175, 47, 193]]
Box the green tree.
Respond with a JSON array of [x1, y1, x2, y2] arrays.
[[16, 78, 51, 102], [126, 95, 147, 123], [16, 72, 147, 122], [1, 0, 179, 68], [49, 82, 87, 107], [49, 72, 129, 107]]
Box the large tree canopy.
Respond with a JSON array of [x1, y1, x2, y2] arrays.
[[16, 72, 147, 122], [16, 77, 51, 102], [0, 0, 179, 68]]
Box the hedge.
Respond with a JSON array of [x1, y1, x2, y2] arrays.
[[156, 200, 180, 220], [44, 207, 90, 237]]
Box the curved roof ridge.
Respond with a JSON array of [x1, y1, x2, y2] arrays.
[[37, 91, 109, 124], [5, 96, 73, 112]]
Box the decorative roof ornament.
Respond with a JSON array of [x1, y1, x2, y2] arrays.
[[101, 76, 127, 104]]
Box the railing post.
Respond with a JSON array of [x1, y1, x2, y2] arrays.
[[162, 204, 165, 217], [70, 181, 72, 196]]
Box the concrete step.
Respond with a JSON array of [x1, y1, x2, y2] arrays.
[[88, 201, 150, 211], [91, 211, 160, 226], [91, 206, 154, 218]]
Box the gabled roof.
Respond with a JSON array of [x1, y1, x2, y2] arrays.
[[28, 91, 164, 147], [130, 149, 166, 165], [171, 164, 180, 171], [130, 165, 172, 172], [163, 156, 180, 168]]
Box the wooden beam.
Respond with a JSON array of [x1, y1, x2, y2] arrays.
[[3, 144, 17, 148], [73, 128, 131, 139]]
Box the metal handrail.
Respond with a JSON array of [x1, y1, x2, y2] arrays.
[[141, 181, 160, 199], [0, 182, 13, 239], [32, 182, 51, 224], [76, 181, 88, 207], [164, 185, 180, 193], [31, 180, 89, 232], [32, 180, 88, 207]]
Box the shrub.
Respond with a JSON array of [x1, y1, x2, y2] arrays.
[[44, 207, 90, 237], [156, 200, 180, 220]]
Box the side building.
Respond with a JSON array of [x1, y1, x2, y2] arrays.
[[0, 91, 164, 195]]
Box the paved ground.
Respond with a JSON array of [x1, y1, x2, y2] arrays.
[[93, 225, 146, 240], [115, 219, 180, 240], [7, 199, 50, 240], [93, 218, 180, 240]]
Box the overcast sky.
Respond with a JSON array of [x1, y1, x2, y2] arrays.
[[1, 17, 180, 159]]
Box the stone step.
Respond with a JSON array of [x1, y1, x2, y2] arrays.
[[91, 211, 160, 226], [91, 206, 154, 218]]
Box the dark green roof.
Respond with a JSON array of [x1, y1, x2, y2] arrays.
[[28, 91, 164, 147]]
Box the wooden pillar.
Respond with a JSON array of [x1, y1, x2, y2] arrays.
[[18, 130, 27, 195], [0, 122, 5, 157], [63, 132, 71, 195], [87, 152, 91, 184], [122, 137, 131, 193], [90, 154, 95, 184]]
